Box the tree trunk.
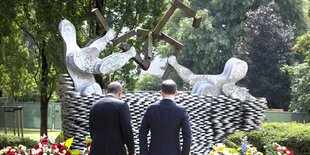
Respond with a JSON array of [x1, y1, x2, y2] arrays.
[[40, 46, 49, 136]]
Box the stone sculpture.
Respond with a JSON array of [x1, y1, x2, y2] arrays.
[[59, 19, 136, 96], [168, 55, 256, 102]]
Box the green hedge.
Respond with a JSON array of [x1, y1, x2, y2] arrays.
[[0, 134, 38, 149], [227, 122, 310, 155]]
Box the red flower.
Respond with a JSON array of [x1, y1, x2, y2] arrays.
[[33, 144, 40, 150], [8, 152, 15, 155], [52, 144, 58, 150], [40, 137, 49, 146], [38, 151, 44, 155], [288, 150, 294, 155], [65, 150, 72, 155], [59, 146, 67, 153], [57, 143, 63, 149], [86, 141, 92, 147], [40, 136, 48, 143]]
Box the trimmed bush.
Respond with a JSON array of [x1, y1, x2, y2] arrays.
[[227, 122, 310, 155], [0, 134, 38, 149]]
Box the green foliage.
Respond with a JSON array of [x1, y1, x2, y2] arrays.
[[158, 0, 306, 90], [0, 134, 38, 149], [89, 0, 167, 90], [135, 73, 163, 91], [0, 0, 167, 134], [236, 4, 294, 110], [282, 31, 310, 112], [0, 30, 38, 102], [228, 122, 310, 155]]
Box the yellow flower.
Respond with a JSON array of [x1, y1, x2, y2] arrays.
[[214, 143, 226, 152], [210, 151, 220, 155]]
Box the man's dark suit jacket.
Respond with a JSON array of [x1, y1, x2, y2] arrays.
[[89, 95, 135, 155], [139, 98, 192, 155]]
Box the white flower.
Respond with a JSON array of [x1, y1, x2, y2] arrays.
[[18, 145, 27, 151], [216, 143, 224, 147], [54, 148, 59, 153], [222, 149, 229, 155]]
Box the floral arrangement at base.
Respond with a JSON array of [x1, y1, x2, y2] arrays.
[[0, 145, 27, 155], [1, 134, 294, 155], [209, 143, 240, 155], [209, 137, 263, 155], [28, 135, 73, 155], [0, 133, 86, 155], [265, 143, 294, 155]]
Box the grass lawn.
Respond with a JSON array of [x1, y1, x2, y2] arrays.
[[0, 128, 61, 141]]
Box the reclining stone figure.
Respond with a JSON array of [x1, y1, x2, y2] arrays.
[[168, 55, 256, 102], [59, 19, 136, 96]]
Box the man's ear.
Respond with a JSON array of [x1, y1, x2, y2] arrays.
[[117, 91, 122, 99], [175, 91, 179, 96]]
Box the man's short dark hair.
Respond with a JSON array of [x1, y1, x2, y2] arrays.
[[161, 79, 177, 95], [107, 81, 122, 94]]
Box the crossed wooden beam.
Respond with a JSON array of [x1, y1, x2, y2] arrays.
[[92, 0, 201, 79]]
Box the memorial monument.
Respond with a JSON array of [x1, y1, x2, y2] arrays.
[[58, 0, 267, 154]]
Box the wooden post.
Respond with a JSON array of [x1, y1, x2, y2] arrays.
[[21, 107, 24, 137], [3, 107, 7, 134], [13, 108, 16, 135], [17, 109, 20, 136]]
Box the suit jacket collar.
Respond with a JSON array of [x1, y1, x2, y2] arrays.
[[106, 94, 116, 98], [160, 98, 176, 106]]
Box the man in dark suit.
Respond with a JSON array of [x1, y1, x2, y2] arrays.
[[89, 81, 135, 155], [139, 79, 192, 155]]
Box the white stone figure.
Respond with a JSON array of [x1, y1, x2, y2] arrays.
[[59, 19, 136, 95], [168, 56, 255, 102]]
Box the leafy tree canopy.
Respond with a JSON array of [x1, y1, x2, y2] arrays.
[[135, 73, 163, 91], [236, 4, 295, 110], [283, 31, 310, 112], [158, 0, 306, 90]]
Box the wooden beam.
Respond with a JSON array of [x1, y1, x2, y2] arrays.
[[153, 5, 177, 35], [193, 16, 202, 28], [174, 0, 196, 17], [162, 48, 181, 79], [112, 30, 137, 45], [91, 8, 110, 31], [144, 36, 153, 59], [161, 33, 183, 50], [137, 28, 150, 37], [132, 55, 151, 70]]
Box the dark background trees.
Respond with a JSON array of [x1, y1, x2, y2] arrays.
[[235, 4, 295, 110]]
